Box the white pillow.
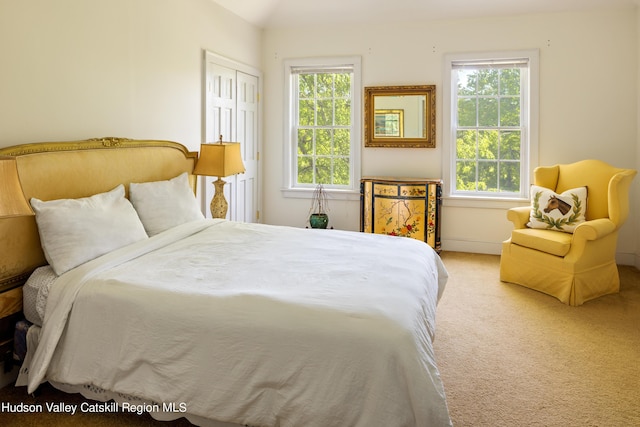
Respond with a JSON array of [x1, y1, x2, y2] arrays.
[[31, 185, 148, 275], [129, 172, 204, 236], [527, 185, 588, 233]]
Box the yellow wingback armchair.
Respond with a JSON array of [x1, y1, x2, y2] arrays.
[[500, 160, 636, 306]]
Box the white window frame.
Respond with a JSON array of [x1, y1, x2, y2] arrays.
[[282, 56, 361, 201], [442, 50, 539, 208]]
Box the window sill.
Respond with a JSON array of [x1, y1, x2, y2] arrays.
[[282, 188, 360, 201]]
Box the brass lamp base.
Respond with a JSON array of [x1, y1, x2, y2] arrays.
[[210, 177, 228, 219]]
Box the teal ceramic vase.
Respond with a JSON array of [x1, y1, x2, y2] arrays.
[[309, 213, 329, 229]]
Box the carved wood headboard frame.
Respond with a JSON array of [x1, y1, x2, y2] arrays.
[[0, 137, 198, 293]]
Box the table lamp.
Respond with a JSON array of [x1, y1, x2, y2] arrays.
[[0, 156, 34, 217], [193, 136, 245, 219]]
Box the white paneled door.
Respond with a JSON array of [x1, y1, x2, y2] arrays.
[[204, 52, 260, 223]]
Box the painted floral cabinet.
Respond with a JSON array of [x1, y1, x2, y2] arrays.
[[360, 177, 442, 252]]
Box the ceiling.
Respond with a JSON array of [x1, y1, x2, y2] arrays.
[[211, 0, 637, 29]]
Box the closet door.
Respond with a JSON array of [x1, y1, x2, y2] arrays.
[[204, 52, 260, 223], [235, 71, 259, 223], [205, 63, 235, 147]]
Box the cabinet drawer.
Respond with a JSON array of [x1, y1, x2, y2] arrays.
[[373, 183, 428, 198]]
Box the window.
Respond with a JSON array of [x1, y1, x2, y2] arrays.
[[283, 57, 361, 199], [443, 51, 538, 202]]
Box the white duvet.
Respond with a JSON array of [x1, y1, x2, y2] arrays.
[[19, 219, 451, 427]]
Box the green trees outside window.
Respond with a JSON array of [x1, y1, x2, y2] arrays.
[[296, 72, 351, 186], [455, 67, 522, 193]]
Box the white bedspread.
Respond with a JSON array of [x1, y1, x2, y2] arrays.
[[20, 219, 451, 426]]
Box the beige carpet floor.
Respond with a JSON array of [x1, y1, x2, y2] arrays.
[[435, 252, 640, 427], [0, 251, 638, 426]]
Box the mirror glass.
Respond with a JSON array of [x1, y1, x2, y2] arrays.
[[364, 85, 436, 148]]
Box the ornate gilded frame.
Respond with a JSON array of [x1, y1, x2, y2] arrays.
[[364, 85, 436, 148]]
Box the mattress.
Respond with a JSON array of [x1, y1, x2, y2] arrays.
[[22, 265, 56, 327]]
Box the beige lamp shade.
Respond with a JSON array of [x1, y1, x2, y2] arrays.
[[193, 140, 245, 219], [193, 142, 245, 178], [0, 156, 33, 217]]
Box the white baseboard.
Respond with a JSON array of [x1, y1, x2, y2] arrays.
[[629, 253, 640, 269], [442, 239, 638, 268]]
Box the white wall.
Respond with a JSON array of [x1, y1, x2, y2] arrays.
[[0, 0, 262, 153], [1, 2, 638, 263], [262, 6, 639, 262]]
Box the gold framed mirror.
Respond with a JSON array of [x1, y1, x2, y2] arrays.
[[364, 85, 436, 148]]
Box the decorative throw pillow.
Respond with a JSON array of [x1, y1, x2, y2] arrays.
[[527, 185, 587, 233], [31, 185, 149, 275], [129, 172, 204, 236]]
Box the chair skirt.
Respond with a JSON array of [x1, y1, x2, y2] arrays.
[[500, 240, 620, 306]]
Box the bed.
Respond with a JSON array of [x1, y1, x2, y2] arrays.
[[0, 137, 451, 427]]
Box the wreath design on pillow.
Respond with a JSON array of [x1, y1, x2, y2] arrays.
[[531, 191, 584, 231]]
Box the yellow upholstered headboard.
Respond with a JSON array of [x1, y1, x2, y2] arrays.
[[0, 137, 198, 292]]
